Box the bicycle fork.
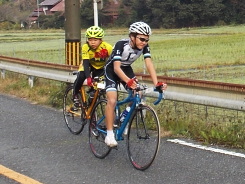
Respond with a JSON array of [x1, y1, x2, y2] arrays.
[[136, 106, 150, 140]]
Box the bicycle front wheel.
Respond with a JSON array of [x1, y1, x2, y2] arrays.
[[63, 85, 85, 135], [89, 99, 111, 158], [127, 104, 160, 170]]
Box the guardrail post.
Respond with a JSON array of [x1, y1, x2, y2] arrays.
[[1, 69, 5, 79], [28, 76, 34, 88]]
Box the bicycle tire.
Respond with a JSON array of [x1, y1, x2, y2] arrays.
[[127, 104, 160, 170], [89, 99, 111, 158], [63, 85, 85, 135]]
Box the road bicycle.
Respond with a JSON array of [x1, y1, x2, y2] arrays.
[[88, 83, 164, 170], [63, 72, 106, 135]]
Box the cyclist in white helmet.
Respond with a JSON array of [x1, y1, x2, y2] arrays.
[[104, 21, 167, 147]]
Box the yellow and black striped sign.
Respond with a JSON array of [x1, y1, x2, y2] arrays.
[[65, 41, 81, 66]]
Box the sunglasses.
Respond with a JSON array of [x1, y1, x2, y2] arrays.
[[136, 36, 149, 43]]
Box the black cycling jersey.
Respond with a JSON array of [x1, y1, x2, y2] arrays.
[[105, 39, 151, 92], [106, 39, 151, 67]]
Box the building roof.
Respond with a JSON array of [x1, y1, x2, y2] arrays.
[[29, 9, 43, 17], [103, 0, 120, 16], [50, 0, 64, 12], [39, 0, 61, 6]]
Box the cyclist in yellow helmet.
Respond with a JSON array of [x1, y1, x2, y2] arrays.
[[73, 26, 113, 106]]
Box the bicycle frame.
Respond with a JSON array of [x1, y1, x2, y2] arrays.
[[80, 86, 100, 119], [88, 84, 164, 170], [96, 86, 163, 141], [115, 90, 139, 141], [116, 85, 164, 141], [68, 75, 105, 120]]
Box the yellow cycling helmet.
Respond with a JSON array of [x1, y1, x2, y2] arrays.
[[85, 26, 105, 39]]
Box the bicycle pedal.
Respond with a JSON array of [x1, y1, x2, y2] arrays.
[[113, 124, 119, 128], [113, 120, 120, 128], [109, 145, 118, 150], [91, 129, 99, 137], [81, 121, 87, 126], [74, 102, 81, 108], [71, 107, 78, 111]]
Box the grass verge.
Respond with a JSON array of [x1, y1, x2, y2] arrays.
[[1, 72, 244, 150]]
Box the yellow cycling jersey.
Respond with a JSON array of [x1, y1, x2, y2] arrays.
[[78, 41, 112, 71]]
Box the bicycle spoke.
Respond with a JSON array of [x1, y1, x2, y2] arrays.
[[89, 99, 111, 158], [63, 86, 85, 134], [127, 105, 160, 170]]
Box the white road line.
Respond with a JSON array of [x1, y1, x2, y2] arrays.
[[167, 139, 245, 159]]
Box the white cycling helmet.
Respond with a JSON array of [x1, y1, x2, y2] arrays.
[[129, 21, 152, 35]]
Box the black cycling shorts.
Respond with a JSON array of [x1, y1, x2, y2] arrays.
[[105, 65, 135, 92]]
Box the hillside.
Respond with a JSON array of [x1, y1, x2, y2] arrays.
[[0, 0, 244, 29], [0, 0, 37, 23]]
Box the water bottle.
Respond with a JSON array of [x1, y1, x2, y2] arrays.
[[124, 123, 129, 135], [120, 107, 131, 135], [120, 107, 131, 123], [88, 90, 95, 104]]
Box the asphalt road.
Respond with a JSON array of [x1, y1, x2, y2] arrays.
[[0, 94, 244, 184]]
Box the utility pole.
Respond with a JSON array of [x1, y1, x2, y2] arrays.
[[37, 0, 39, 28], [93, 0, 98, 26], [65, 0, 81, 66]]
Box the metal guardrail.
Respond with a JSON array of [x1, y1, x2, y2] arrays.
[[0, 55, 244, 111]]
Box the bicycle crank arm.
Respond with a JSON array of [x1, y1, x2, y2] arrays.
[[138, 134, 150, 139]]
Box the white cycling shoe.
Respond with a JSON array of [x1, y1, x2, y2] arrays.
[[105, 135, 118, 147]]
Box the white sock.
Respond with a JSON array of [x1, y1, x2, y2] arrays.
[[107, 130, 114, 137]]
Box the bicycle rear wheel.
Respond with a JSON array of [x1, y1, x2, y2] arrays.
[[127, 104, 160, 170], [89, 99, 111, 158], [63, 85, 85, 135]]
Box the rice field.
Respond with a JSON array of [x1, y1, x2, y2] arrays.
[[0, 25, 244, 84], [0, 26, 244, 149]]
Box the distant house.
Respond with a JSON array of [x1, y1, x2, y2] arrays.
[[28, 7, 42, 25], [39, 0, 64, 15], [28, 0, 64, 27], [50, 0, 65, 13], [28, 0, 123, 27], [102, 0, 121, 23]]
